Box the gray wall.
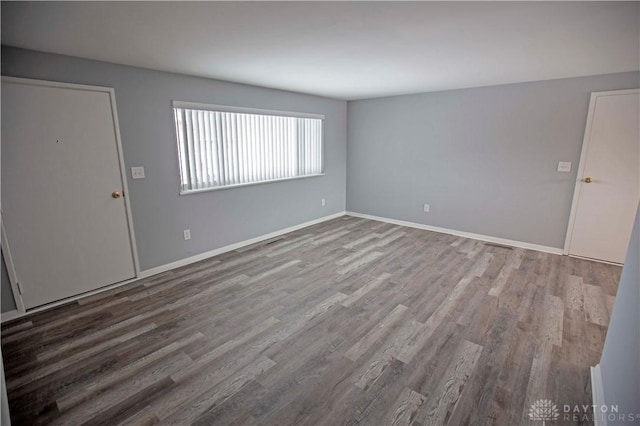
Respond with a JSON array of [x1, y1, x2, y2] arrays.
[[599, 204, 639, 424], [1, 255, 16, 313], [347, 72, 640, 248], [1, 46, 347, 277]]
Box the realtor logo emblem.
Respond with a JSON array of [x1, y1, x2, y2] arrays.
[[529, 399, 560, 425]]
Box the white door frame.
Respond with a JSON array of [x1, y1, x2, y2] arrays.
[[564, 88, 640, 257], [1, 218, 25, 314], [1, 76, 141, 314]]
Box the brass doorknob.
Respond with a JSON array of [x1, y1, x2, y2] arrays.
[[112, 191, 121, 198], [584, 177, 593, 183]]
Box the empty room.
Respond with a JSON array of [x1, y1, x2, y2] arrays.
[[1, 2, 639, 425]]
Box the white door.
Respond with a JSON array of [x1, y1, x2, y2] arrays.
[[567, 90, 640, 264], [1, 79, 137, 309]]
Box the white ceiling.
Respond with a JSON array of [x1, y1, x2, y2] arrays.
[[2, 2, 639, 100]]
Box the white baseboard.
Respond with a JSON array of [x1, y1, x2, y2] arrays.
[[0, 310, 19, 323], [140, 211, 347, 278], [591, 364, 608, 426], [5, 210, 561, 322], [2, 212, 346, 322], [345, 211, 564, 255]]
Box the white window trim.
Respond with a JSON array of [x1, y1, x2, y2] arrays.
[[180, 172, 325, 195], [172, 100, 325, 120], [172, 101, 325, 195]]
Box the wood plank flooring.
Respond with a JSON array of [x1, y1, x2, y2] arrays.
[[1, 216, 621, 425]]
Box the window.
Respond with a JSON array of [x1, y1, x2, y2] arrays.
[[173, 101, 324, 193]]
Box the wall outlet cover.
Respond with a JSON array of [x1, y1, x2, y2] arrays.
[[131, 166, 145, 179]]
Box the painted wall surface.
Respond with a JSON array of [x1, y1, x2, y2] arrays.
[[1, 255, 15, 314], [599, 204, 639, 423], [347, 72, 640, 248], [1, 46, 347, 278]]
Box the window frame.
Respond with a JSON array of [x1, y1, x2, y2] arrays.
[[172, 101, 325, 195]]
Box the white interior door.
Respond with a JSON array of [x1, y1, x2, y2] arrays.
[[567, 90, 640, 264], [1, 79, 137, 309]]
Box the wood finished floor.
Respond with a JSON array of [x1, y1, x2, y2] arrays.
[[1, 216, 621, 426]]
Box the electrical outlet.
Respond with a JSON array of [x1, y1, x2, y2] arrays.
[[321, 198, 326, 207], [423, 204, 430, 212], [183, 229, 191, 240], [131, 166, 145, 179]]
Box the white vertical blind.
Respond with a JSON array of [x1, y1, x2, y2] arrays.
[[173, 105, 323, 193]]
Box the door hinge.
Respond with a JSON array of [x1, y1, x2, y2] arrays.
[[16, 281, 23, 296]]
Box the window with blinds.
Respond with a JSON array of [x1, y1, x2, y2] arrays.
[[173, 101, 324, 193]]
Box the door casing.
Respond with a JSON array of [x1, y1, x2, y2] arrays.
[[564, 88, 640, 263], [0, 76, 140, 313]]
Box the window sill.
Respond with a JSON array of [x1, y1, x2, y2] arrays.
[[179, 173, 325, 195]]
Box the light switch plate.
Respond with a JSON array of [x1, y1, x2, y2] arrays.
[[557, 161, 572, 173], [131, 166, 145, 179]]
